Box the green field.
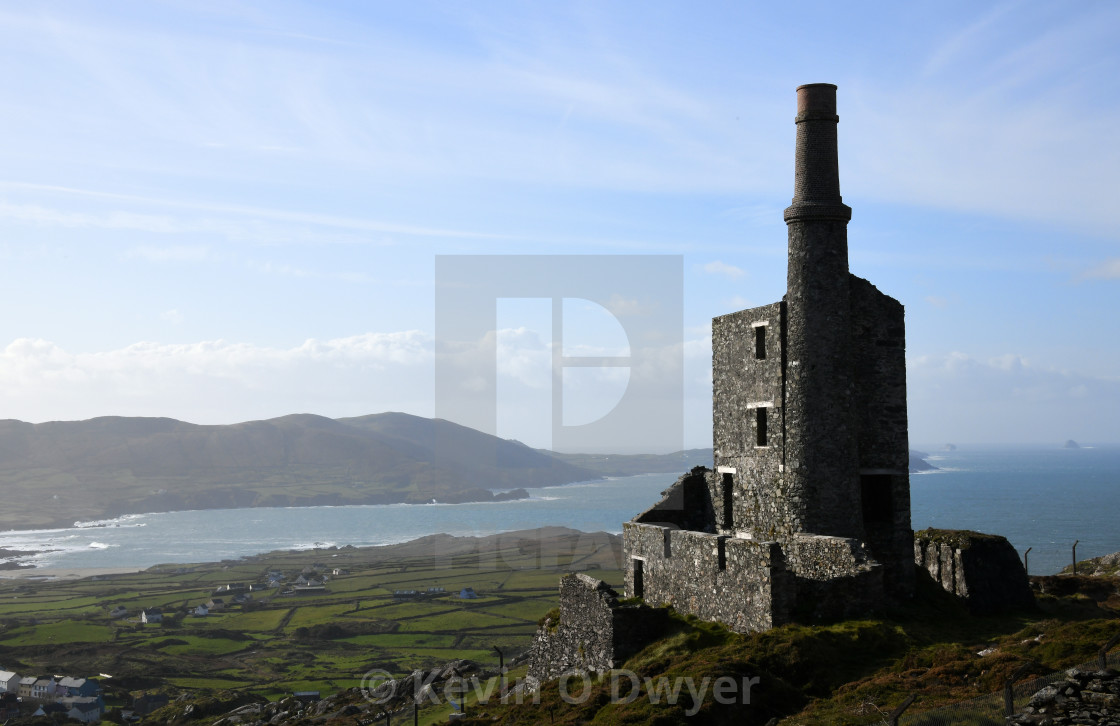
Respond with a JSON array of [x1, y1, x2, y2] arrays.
[[0, 528, 621, 714]]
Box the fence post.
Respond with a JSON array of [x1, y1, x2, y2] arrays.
[[1023, 547, 1032, 576], [1005, 662, 1037, 716], [1072, 540, 1079, 574], [887, 693, 916, 726], [1100, 633, 1120, 671]]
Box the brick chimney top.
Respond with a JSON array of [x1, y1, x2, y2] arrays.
[[784, 82, 850, 223], [795, 84, 837, 116]]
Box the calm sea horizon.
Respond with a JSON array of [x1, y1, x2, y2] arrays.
[[1, 444, 1116, 576]]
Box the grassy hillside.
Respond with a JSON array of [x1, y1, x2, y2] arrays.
[[5, 530, 1117, 725], [0, 412, 598, 530], [459, 573, 1120, 726]]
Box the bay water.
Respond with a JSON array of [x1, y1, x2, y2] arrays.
[[1, 445, 1116, 576]]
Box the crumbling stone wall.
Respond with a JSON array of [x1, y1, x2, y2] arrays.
[[527, 574, 670, 683], [623, 522, 792, 633], [1008, 668, 1120, 725], [914, 528, 1035, 613], [786, 533, 885, 620]]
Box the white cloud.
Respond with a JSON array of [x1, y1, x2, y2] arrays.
[[128, 246, 212, 263], [702, 261, 745, 279], [0, 332, 433, 425], [907, 351, 1119, 444], [160, 309, 184, 325], [1081, 258, 1120, 280]]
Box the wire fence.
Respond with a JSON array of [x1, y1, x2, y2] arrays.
[[889, 642, 1120, 726]]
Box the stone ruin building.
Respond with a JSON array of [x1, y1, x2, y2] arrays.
[[526, 85, 1034, 688], [622, 83, 916, 632]]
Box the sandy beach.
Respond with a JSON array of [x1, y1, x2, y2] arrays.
[[0, 566, 143, 581]]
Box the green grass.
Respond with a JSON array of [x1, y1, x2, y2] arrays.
[[159, 636, 256, 656], [397, 609, 525, 632], [0, 529, 622, 717], [0, 620, 115, 645]]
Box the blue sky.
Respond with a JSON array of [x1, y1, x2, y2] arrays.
[[0, 1, 1117, 449]]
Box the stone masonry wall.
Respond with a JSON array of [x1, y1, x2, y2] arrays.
[[712, 302, 790, 539], [1008, 667, 1120, 725], [914, 529, 1035, 614], [527, 574, 672, 684], [849, 274, 914, 599], [785, 533, 885, 620], [527, 574, 618, 682], [623, 521, 792, 633]]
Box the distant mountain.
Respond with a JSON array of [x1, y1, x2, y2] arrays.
[[549, 448, 938, 476], [0, 414, 942, 531], [0, 413, 599, 530], [542, 448, 713, 477]]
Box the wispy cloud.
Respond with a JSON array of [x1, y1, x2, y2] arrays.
[[126, 245, 212, 263], [702, 261, 745, 279], [907, 351, 1120, 443], [0, 182, 507, 243], [1080, 258, 1120, 280]]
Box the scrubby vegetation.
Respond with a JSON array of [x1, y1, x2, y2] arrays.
[[458, 571, 1120, 725]]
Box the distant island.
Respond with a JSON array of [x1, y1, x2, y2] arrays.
[[909, 450, 938, 473], [1064, 439, 1081, 449]]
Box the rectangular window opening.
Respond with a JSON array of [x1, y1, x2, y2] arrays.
[[662, 528, 672, 558], [755, 407, 768, 447], [632, 559, 644, 599], [717, 537, 727, 571], [754, 326, 766, 359], [860, 475, 893, 525], [721, 473, 734, 530]]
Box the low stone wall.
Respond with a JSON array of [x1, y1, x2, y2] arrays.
[[914, 528, 1035, 614], [622, 522, 792, 633], [786, 533, 878, 580], [786, 533, 884, 620], [1008, 668, 1120, 725]]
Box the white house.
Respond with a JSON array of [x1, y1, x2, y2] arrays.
[[140, 608, 163, 624], [0, 671, 19, 693], [18, 675, 36, 699], [30, 677, 58, 701], [194, 604, 209, 616]]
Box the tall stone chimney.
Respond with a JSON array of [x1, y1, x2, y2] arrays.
[[782, 83, 860, 537]]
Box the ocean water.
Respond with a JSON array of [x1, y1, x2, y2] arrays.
[[0, 446, 1116, 575], [910, 444, 1120, 576]]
